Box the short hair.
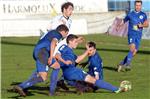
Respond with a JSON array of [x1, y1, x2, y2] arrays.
[[61, 2, 74, 12], [88, 41, 96, 49], [135, 0, 142, 5], [56, 24, 69, 32], [66, 34, 78, 44]]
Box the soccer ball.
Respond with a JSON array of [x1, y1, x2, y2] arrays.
[[120, 80, 132, 92]]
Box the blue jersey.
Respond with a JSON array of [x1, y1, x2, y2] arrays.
[[57, 44, 77, 72], [87, 52, 103, 80], [124, 11, 147, 38], [57, 44, 87, 81], [34, 30, 62, 51]]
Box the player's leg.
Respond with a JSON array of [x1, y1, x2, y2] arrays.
[[133, 37, 141, 56], [118, 36, 135, 72], [49, 61, 61, 96], [14, 48, 49, 96], [65, 68, 120, 93], [84, 75, 119, 92]]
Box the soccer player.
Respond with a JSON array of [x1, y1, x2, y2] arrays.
[[39, 2, 74, 95], [53, 34, 128, 94], [117, 0, 149, 72], [40, 2, 73, 40], [13, 25, 71, 97], [81, 41, 103, 80]]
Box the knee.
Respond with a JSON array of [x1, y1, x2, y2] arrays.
[[38, 72, 48, 81], [133, 50, 137, 56], [130, 47, 135, 53], [85, 75, 96, 84]]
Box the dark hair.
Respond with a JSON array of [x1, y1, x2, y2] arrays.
[[135, 0, 142, 5], [66, 34, 78, 44], [56, 24, 69, 32], [61, 2, 74, 12], [88, 41, 96, 49]]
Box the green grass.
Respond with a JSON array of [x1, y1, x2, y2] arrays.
[[1, 34, 150, 99]]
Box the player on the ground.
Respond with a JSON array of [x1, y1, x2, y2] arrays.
[[53, 34, 129, 95], [80, 41, 103, 80], [117, 0, 149, 72], [13, 25, 70, 97], [78, 41, 103, 92]]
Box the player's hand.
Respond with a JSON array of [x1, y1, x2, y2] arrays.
[[137, 23, 143, 28], [48, 57, 52, 65], [64, 60, 72, 65], [77, 36, 85, 44]]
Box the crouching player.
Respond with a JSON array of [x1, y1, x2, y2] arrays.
[[13, 25, 71, 97], [79, 41, 104, 92], [53, 34, 129, 95]]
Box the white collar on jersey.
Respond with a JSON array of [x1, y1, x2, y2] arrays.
[[62, 15, 70, 20], [134, 10, 141, 13]]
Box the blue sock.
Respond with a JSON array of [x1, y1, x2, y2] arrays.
[[120, 56, 127, 65], [126, 51, 133, 66], [49, 69, 60, 95], [100, 69, 104, 80], [19, 71, 44, 89], [94, 80, 118, 92]]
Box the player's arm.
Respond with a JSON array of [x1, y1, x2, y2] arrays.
[[48, 38, 58, 65], [75, 50, 89, 63], [94, 71, 99, 80], [77, 36, 84, 44], [138, 20, 149, 28], [55, 53, 72, 65]]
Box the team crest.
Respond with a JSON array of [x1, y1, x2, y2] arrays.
[[139, 15, 143, 19]]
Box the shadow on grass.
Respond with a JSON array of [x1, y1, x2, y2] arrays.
[[103, 66, 117, 72], [8, 81, 114, 98], [8, 82, 76, 98], [77, 47, 150, 55], [1, 41, 35, 47], [2, 41, 150, 55]]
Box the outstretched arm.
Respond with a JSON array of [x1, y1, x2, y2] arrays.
[[75, 50, 89, 63], [138, 20, 149, 28]]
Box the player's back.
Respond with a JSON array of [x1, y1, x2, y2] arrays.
[[35, 30, 62, 51]]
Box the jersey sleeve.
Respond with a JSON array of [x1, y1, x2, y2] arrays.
[[143, 13, 148, 22], [124, 13, 130, 23], [57, 44, 67, 55]]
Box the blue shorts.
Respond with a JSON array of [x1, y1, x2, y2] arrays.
[[128, 35, 141, 50], [33, 48, 55, 72], [63, 68, 87, 81]]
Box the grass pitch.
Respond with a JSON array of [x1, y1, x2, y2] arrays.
[[1, 34, 150, 99]]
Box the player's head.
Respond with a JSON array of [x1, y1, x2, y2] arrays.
[[56, 24, 69, 38], [66, 34, 79, 49], [61, 2, 74, 18], [87, 41, 96, 56], [134, 0, 142, 12]]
